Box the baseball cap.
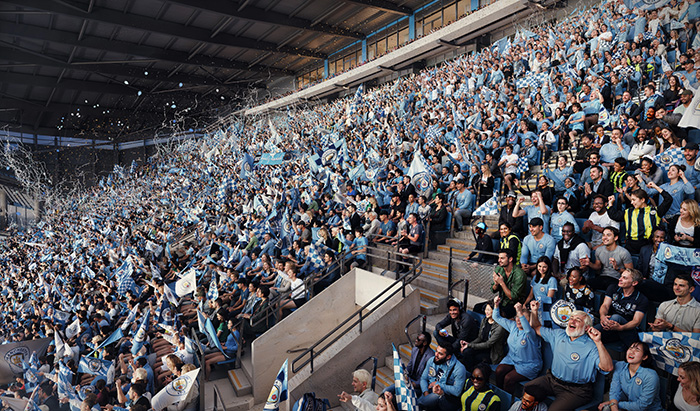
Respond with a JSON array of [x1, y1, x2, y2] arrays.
[[476, 222, 487, 230], [506, 191, 517, 198], [681, 89, 694, 96]]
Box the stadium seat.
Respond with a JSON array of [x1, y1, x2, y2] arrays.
[[491, 385, 513, 411]]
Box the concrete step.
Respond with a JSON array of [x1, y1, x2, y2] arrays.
[[203, 378, 254, 411], [419, 288, 448, 309], [375, 366, 393, 392], [420, 299, 440, 315], [228, 368, 252, 397]]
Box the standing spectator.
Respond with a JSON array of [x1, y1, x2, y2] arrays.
[[493, 298, 542, 394], [465, 222, 495, 263], [525, 301, 613, 411]]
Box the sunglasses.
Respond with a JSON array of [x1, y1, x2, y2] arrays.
[[470, 375, 485, 381]]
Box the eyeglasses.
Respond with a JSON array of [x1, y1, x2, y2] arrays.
[[470, 375, 485, 381]]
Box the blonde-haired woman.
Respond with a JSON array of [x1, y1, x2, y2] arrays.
[[668, 199, 700, 248], [675, 361, 700, 411]]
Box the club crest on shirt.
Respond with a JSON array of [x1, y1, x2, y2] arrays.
[[570, 352, 580, 361], [478, 404, 486, 411], [428, 367, 436, 377], [520, 339, 527, 346], [635, 377, 642, 385]]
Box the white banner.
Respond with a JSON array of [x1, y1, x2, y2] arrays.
[[0, 338, 51, 384]]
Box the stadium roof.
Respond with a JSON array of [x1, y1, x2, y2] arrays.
[[0, 0, 428, 141]]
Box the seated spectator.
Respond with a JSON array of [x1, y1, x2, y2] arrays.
[[375, 211, 397, 243], [499, 192, 525, 239], [396, 213, 425, 272], [515, 176, 555, 208], [433, 299, 479, 353], [241, 285, 273, 343], [338, 369, 379, 411], [418, 342, 467, 411], [525, 256, 558, 307], [549, 197, 578, 244], [595, 268, 649, 349], [649, 273, 700, 333], [598, 342, 663, 411], [543, 155, 573, 196], [405, 332, 436, 391], [674, 361, 700, 411], [553, 222, 590, 279], [520, 217, 556, 276], [507, 385, 548, 411], [563, 267, 595, 312], [464, 222, 495, 263], [350, 228, 368, 269], [600, 128, 631, 166], [498, 222, 522, 264], [580, 165, 615, 215], [460, 363, 501, 411], [485, 249, 527, 319], [277, 267, 306, 318], [588, 227, 634, 291], [453, 179, 474, 232], [525, 301, 613, 411], [628, 129, 657, 166], [457, 301, 506, 372], [634, 157, 664, 187], [581, 194, 620, 249], [493, 298, 542, 394], [498, 144, 519, 193], [668, 199, 700, 248]]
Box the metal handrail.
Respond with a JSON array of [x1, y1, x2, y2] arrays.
[[291, 248, 422, 374], [212, 383, 225, 411], [404, 314, 426, 346], [356, 356, 379, 391]]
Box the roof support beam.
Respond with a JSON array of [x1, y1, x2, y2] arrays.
[[1, 72, 136, 95], [165, 0, 364, 40], [0, 21, 295, 75], [0, 47, 223, 86], [340, 0, 411, 15], [4, 0, 327, 59]]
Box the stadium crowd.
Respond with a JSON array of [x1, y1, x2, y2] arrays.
[[1, 0, 700, 410]]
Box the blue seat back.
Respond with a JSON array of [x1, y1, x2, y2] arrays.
[[491, 385, 513, 411]]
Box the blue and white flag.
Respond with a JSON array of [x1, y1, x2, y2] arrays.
[[348, 163, 366, 182], [204, 318, 225, 355], [157, 298, 176, 328], [425, 124, 440, 147], [654, 148, 684, 172], [117, 272, 140, 297], [639, 332, 700, 375], [174, 269, 197, 297], [93, 328, 124, 352], [624, 0, 671, 10], [207, 276, 219, 301], [407, 151, 433, 196], [516, 157, 530, 175], [473, 196, 499, 217], [308, 154, 322, 174], [120, 304, 140, 332], [263, 359, 288, 411], [598, 106, 611, 128], [130, 310, 150, 356], [78, 357, 113, 379], [130, 160, 137, 174], [321, 140, 343, 166], [151, 368, 200, 411], [392, 344, 418, 411], [1, 397, 28, 411]]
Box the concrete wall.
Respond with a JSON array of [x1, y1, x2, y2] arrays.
[[250, 271, 359, 403], [288, 281, 420, 407], [250, 268, 420, 404]]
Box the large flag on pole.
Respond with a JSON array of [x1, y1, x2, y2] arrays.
[[131, 310, 150, 356], [174, 269, 197, 297], [407, 151, 433, 196], [151, 368, 200, 411], [392, 344, 418, 411], [263, 359, 289, 411], [473, 196, 499, 217], [639, 332, 700, 375]]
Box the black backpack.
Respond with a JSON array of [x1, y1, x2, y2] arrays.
[[292, 392, 331, 411]]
